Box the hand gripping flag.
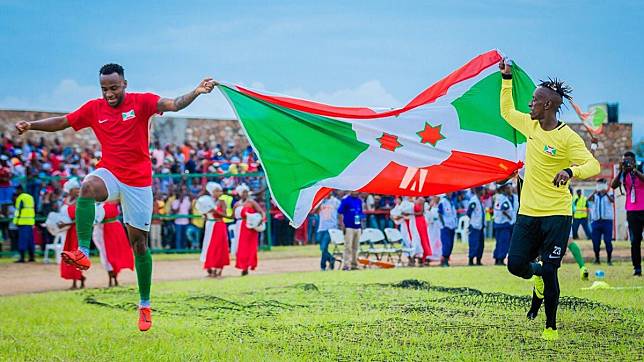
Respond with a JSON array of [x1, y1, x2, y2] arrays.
[[219, 49, 535, 227]]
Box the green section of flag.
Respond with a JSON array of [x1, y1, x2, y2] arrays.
[[451, 64, 535, 145], [219, 86, 369, 217]]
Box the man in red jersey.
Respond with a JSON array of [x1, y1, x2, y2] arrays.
[[16, 63, 216, 331]]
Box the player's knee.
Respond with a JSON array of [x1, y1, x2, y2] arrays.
[[80, 178, 106, 200], [507, 256, 528, 278]]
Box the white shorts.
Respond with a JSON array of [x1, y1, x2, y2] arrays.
[[89, 168, 153, 232]]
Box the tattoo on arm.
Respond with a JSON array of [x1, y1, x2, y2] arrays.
[[173, 90, 198, 111], [157, 90, 199, 113]]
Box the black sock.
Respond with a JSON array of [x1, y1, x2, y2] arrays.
[[542, 263, 560, 330], [526, 291, 543, 319]]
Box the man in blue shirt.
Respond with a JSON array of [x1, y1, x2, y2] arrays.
[[589, 179, 615, 265], [467, 187, 486, 266], [338, 191, 363, 270]]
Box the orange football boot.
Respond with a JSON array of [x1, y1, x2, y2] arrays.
[[61, 249, 91, 271]]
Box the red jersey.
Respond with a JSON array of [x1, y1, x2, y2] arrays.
[[66, 93, 160, 187]]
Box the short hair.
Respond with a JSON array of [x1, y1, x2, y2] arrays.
[[597, 178, 606, 183], [99, 63, 124, 77], [624, 151, 636, 158]]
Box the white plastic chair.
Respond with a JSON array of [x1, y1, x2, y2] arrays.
[[384, 227, 408, 264], [455, 215, 470, 244], [43, 231, 66, 264], [328, 228, 345, 267], [362, 228, 392, 261]]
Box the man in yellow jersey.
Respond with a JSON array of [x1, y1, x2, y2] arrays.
[[499, 59, 600, 341]]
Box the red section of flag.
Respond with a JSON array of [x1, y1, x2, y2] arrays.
[[357, 151, 521, 196], [311, 187, 332, 209], [377, 133, 402, 152], [233, 50, 503, 120]]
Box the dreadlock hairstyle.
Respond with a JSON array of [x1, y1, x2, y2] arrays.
[[538, 77, 573, 101], [538, 77, 573, 113]]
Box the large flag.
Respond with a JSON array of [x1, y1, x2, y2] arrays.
[[219, 50, 535, 227]]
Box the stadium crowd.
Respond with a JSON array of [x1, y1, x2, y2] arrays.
[[0, 134, 266, 254]]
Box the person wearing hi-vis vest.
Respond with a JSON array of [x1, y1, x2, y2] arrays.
[[571, 189, 591, 240], [13, 184, 35, 263]]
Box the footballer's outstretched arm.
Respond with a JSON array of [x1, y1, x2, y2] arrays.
[[157, 78, 218, 113], [16, 116, 70, 134]]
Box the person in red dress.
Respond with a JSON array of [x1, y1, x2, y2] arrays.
[[93, 201, 134, 287], [58, 179, 85, 289], [199, 182, 231, 277], [414, 197, 432, 266], [234, 184, 265, 276]]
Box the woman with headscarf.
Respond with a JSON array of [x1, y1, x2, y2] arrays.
[[198, 182, 231, 277], [233, 183, 265, 276], [92, 201, 134, 287], [58, 178, 85, 289]]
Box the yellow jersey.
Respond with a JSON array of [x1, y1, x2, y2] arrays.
[[500, 78, 600, 217]]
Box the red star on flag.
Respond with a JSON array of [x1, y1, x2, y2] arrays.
[[377, 132, 402, 152], [417, 122, 446, 147]]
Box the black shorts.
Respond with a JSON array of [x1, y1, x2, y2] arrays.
[[509, 215, 572, 267]]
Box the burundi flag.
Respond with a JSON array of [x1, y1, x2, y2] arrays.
[[219, 49, 535, 227]]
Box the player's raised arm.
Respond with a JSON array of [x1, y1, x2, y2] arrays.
[[499, 59, 534, 138], [15, 116, 70, 135], [157, 78, 218, 113]]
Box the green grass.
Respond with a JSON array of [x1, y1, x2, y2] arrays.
[[1, 261, 642, 361]]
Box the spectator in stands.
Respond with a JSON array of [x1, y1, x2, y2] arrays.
[[316, 193, 341, 271], [171, 185, 192, 250], [611, 151, 643, 276], [0, 157, 13, 204], [588, 178, 614, 265], [338, 191, 363, 271], [438, 193, 458, 267]]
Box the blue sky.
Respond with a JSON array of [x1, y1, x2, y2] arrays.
[[1, 0, 642, 143]]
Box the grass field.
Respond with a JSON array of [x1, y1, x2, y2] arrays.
[[1, 260, 642, 361]]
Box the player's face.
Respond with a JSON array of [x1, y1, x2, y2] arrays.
[[212, 189, 222, 198], [100, 73, 127, 108], [529, 88, 548, 120]]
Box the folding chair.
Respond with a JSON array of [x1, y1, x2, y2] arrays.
[[384, 227, 407, 264], [363, 228, 390, 261], [328, 228, 345, 267]]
